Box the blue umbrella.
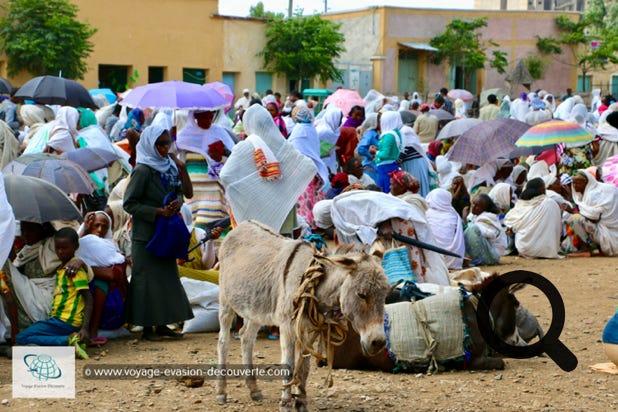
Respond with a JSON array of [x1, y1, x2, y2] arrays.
[[89, 88, 117, 104]]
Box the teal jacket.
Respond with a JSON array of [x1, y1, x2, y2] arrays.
[[375, 130, 402, 166]]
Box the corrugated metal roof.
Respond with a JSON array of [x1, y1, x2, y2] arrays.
[[398, 42, 439, 52]]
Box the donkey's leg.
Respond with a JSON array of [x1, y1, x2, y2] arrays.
[[293, 356, 311, 412], [279, 323, 295, 412], [240, 320, 263, 401], [216, 303, 235, 405]]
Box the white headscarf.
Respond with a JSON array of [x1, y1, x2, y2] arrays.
[[411, 92, 422, 105], [554, 97, 576, 120], [425, 188, 465, 269], [543, 94, 556, 113], [135, 123, 178, 174], [359, 113, 379, 137], [571, 170, 618, 256], [45, 106, 79, 153], [398, 100, 410, 111], [380, 110, 403, 138], [489, 182, 512, 212], [287, 110, 329, 183], [454, 98, 467, 119], [436, 155, 458, 188]]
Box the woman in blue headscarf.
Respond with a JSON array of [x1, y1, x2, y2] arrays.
[[123, 123, 194, 341]]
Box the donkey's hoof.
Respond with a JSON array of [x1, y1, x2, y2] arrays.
[[250, 391, 264, 401], [295, 398, 308, 412], [279, 399, 295, 412], [216, 394, 227, 405]]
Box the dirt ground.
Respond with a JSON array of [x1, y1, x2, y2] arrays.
[[0, 255, 617, 411]]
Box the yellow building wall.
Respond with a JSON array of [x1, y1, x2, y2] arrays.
[[73, 0, 223, 88]]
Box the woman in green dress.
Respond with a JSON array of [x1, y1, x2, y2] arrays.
[[123, 123, 194, 341]]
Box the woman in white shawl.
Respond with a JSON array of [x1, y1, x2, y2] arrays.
[[504, 178, 562, 258], [426, 188, 465, 269], [436, 155, 459, 189], [467, 161, 498, 195], [315, 106, 343, 174], [288, 107, 329, 228], [562, 170, 618, 256], [76, 210, 127, 344], [463, 193, 508, 265], [176, 110, 236, 229], [543, 93, 556, 114], [454, 98, 467, 119], [593, 111, 618, 166], [23, 106, 80, 155], [0, 171, 15, 345]]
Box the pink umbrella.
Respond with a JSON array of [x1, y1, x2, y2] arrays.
[[323, 89, 364, 115], [204, 81, 234, 113], [602, 154, 618, 188], [447, 89, 474, 101]]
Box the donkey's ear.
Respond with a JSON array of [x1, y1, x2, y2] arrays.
[[369, 239, 385, 259], [327, 255, 358, 273]]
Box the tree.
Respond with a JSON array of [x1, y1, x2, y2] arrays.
[[429, 18, 508, 90], [535, 0, 618, 92], [258, 15, 345, 91], [0, 0, 96, 79], [249, 2, 285, 20]]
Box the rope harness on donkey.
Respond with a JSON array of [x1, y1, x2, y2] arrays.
[[289, 252, 349, 389]]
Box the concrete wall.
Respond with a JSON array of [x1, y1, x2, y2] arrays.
[[325, 7, 580, 98]]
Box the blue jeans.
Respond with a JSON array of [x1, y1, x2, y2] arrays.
[[16, 317, 80, 346]]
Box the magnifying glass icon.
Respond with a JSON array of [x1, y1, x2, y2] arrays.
[[475, 270, 578, 372]]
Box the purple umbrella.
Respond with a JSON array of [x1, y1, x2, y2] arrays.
[[446, 119, 530, 165], [122, 80, 229, 111], [204, 81, 234, 113]]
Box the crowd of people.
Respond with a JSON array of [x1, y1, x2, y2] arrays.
[[0, 82, 617, 360]]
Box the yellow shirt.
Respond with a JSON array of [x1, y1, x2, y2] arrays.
[[51, 258, 90, 327]]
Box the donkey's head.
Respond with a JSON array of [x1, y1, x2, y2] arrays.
[[327, 240, 389, 356]]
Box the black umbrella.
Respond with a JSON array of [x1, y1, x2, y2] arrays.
[[0, 77, 13, 95], [15, 75, 97, 108]]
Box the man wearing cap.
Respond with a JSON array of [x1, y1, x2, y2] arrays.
[[413, 104, 439, 143], [234, 89, 252, 112]]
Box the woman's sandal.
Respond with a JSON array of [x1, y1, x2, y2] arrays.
[[87, 336, 108, 347]]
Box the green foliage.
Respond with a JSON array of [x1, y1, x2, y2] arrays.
[[0, 0, 96, 79], [249, 1, 285, 20], [524, 55, 547, 81], [429, 18, 507, 89], [536, 4, 618, 92], [258, 15, 345, 89]]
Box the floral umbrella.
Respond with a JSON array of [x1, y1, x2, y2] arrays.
[[323, 89, 365, 116], [602, 154, 618, 188]]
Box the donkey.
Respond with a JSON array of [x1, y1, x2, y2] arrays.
[[216, 220, 390, 412], [332, 275, 530, 372]]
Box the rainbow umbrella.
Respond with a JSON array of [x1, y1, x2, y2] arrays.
[[515, 119, 594, 147]]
